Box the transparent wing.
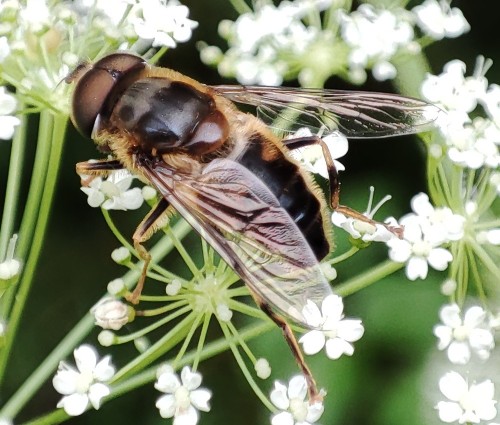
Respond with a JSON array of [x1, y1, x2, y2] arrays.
[[138, 155, 332, 327], [214, 85, 440, 138]]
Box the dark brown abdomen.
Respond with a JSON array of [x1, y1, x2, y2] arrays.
[[238, 133, 330, 260]]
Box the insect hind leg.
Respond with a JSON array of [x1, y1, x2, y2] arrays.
[[258, 299, 322, 403]]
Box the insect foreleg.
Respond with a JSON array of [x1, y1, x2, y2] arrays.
[[128, 198, 170, 304]]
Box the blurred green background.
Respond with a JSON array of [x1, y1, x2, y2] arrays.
[[0, 1, 499, 424]]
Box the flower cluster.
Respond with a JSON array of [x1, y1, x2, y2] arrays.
[[386, 192, 462, 280], [422, 57, 500, 169], [200, 0, 470, 86], [0, 0, 197, 115]]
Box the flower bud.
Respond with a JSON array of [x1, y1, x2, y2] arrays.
[[92, 297, 134, 330]]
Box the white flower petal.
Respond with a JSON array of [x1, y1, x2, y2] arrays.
[[173, 405, 199, 425], [155, 371, 181, 393], [270, 381, 290, 410], [439, 371, 468, 401], [156, 394, 176, 418], [337, 319, 364, 342], [94, 356, 115, 381], [406, 256, 428, 280], [181, 366, 202, 391], [427, 248, 452, 271], [271, 411, 295, 425], [287, 375, 307, 400], [439, 304, 461, 327], [325, 337, 354, 359], [299, 330, 326, 355], [190, 388, 211, 412], [306, 401, 324, 423], [87, 383, 110, 409], [53, 368, 79, 395], [57, 393, 89, 416], [447, 341, 471, 364], [433, 324, 453, 349], [436, 401, 463, 423]]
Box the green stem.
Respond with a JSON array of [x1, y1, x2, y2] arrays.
[[334, 260, 404, 297], [0, 220, 191, 421], [1, 113, 54, 318], [0, 113, 68, 383]]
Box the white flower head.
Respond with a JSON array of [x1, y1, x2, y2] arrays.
[[410, 192, 465, 242], [270, 375, 324, 425], [386, 214, 453, 280], [133, 0, 198, 48], [421, 58, 488, 115], [53, 345, 115, 416], [433, 303, 495, 364], [155, 365, 211, 425], [339, 4, 415, 82], [436, 371, 497, 423], [332, 186, 399, 243], [80, 169, 144, 210], [299, 294, 364, 360], [412, 0, 470, 40]]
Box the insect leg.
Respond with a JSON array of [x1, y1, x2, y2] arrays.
[[258, 300, 321, 403], [283, 136, 403, 237], [76, 159, 124, 186], [128, 198, 170, 304]]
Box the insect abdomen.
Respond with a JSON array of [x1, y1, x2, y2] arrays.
[[238, 134, 330, 260]]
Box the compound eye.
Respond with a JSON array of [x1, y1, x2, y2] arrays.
[[70, 52, 146, 138]]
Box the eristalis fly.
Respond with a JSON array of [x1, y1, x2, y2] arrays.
[[67, 52, 438, 401]]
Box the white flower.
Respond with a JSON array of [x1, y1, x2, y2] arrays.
[[53, 345, 115, 416], [133, 0, 198, 48], [299, 294, 364, 359], [412, 0, 470, 40], [0, 87, 20, 140], [410, 193, 465, 242], [155, 365, 211, 425], [288, 128, 348, 179], [92, 297, 132, 331], [433, 303, 495, 364], [80, 169, 144, 210], [270, 375, 324, 425], [436, 371, 497, 423], [386, 214, 453, 280], [442, 117, 500, 169], [421, 59, 488, 114], [331, 186, 399, 243], [339, 4, 416, 82]]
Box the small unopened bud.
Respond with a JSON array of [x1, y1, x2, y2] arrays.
[[98, 330, 116, 347], [92, 297, 134, 330], [111, 247, 131, 264], [142, 186, 157, 202], [440, 279, 457, 296], [255, 358, 271, 379], [320, 263, 337, 281], [216, 303, 233, 322], [134, 336, 150, 353], [107, 278, 127, 296], [166, 279, 182, 296], [0, 234, 21, 286]]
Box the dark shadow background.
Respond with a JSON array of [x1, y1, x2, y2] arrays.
[[0, 1, 498, 424]]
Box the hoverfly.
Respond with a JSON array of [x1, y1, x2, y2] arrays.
[[67, 52, 438, 401]]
